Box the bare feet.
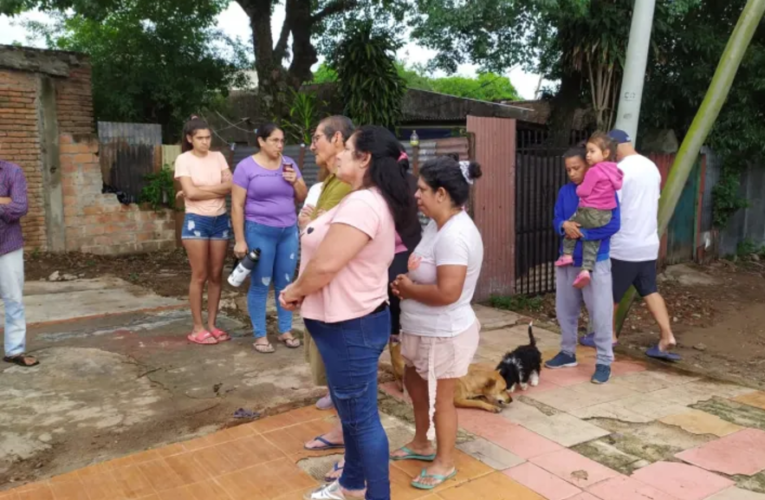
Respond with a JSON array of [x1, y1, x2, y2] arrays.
[[658, 337, 677, 351]]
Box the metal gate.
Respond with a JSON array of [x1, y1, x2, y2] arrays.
[[515, 130, 588, 295]]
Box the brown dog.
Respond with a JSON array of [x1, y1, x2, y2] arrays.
[[389, 339, 512, 413], [390, 337, 406, 391]]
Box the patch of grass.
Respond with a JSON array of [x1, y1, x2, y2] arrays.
[[489, 294, 544, 313]]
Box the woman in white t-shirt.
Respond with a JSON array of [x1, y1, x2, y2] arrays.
[[390, 155, 484, 490]]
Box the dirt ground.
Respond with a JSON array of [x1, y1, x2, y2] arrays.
[[508, 259, 765, 389], [25, 249, 765, 390]]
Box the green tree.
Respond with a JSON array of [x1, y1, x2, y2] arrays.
[[410, 0, 699, 132], [616, 0, 765, 335], [330, 21, 406, 127], [430, 73, 519, 101], [310, 62, 519, 101], [640, 0, 765, 228], [22, 0, 248, 139], [2, 0, 409, 120]]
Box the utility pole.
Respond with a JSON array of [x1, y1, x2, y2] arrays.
[[613, 0, 657, 141]]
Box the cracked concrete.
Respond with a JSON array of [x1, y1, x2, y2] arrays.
[[0, 281, 324, 486]]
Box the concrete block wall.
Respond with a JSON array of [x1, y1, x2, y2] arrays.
[[0, 45, 176, 255]]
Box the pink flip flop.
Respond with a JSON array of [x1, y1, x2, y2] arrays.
[[210, 328, 231, 342], [187, 330, 218, 345]]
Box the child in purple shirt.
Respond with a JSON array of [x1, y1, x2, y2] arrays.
[[555, 132, 623, 288]]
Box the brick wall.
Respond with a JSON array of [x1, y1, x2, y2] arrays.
[[0, 69, 46, 249], [0, 45, 177, 255], [60, 134, 176, 255]]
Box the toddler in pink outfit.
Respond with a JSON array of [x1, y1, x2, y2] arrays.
[[555, 133, 624, 288]]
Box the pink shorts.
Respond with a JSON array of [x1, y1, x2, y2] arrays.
[[400, 320, 480, 380]]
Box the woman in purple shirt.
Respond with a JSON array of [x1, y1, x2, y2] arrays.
[[232, 123, 308, 353]]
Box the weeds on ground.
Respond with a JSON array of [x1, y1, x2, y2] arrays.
[[489, 294, 544, 313]]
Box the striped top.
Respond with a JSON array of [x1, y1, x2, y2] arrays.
[[0, 160, 28, 256]]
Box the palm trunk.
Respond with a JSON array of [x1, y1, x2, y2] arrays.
[[615, 0, 765, 335]]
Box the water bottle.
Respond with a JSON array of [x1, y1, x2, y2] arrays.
[[228, 248, 261, 287]]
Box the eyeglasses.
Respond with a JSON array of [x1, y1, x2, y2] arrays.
[[311, 133, 325, 145], [267, 138, 285, 145]]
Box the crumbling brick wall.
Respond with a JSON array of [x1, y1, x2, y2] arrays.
[[0, 45, 176, 255]]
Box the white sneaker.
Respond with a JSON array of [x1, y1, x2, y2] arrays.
[[304, 480, 356, 500]]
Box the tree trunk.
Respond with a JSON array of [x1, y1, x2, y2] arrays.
[[615, 0, 765, 336], [546, 72, 584, 147], [287, 0, 318, 88]]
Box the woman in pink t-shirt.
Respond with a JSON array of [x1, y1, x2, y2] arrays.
[[174, 116, 233, 346], [280, 126, 417, 500]]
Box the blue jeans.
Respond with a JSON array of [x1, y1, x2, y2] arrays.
[[0, 249, 26, 357], [245, 221, 298, 338], [305, 308, 391, 500]]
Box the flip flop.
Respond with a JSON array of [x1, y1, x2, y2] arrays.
[[324, 461, 344, 483], [304, 435, 345, 451], [278, 334, 301, 348], [3, 354, 39, 367], [411, 468, 458, 490], [390, 446, 437, 462], [646, 345, 681, 361], [210, 328, 231, 342], [233, 408, 260, 419], [187, 330, 218, 345], [253, 342, 275, 354]]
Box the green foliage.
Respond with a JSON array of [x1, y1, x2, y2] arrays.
[[311, 64, 338, 85], [641, 0, 765, 228], [21, 0, 249, 140], [329, 21, 406, 127], [489, 294, 544, 313], [281, 90, 324, 145], [429, 73, 519, 101], [736, 238, 764, 257], [140, 165, 176, 211], [712, 159, 750, 228], [311, 62, 519, 102]]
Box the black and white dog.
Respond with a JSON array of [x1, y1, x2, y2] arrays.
[[497, 323, 542, 392]]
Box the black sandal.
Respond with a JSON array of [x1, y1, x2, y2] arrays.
[[3, 354, 39, 367]]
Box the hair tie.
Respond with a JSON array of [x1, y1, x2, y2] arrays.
[[398, 152, 409, 162], [459, 161, 473, 185]]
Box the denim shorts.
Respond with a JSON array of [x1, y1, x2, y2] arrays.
[[181, 213, 231, 240]]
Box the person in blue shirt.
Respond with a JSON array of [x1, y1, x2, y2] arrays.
[[545, 144, 621, 384]]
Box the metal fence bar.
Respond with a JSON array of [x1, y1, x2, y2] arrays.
[[514, 128, 589, 296]]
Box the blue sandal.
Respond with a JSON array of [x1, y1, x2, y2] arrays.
[[323, 461, 344, 482], [390, 446, 436, 462], [304, 435, 344, 451], [411, 468, 458, 490], [646, 345, 681, 361]]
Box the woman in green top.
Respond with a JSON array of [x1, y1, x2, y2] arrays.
[[298, 116, 354, 417]]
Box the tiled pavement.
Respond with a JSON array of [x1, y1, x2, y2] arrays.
[[5, 323, 765, 500]]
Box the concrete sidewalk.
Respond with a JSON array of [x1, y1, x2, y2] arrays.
[[4, 315, 765, 499]]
